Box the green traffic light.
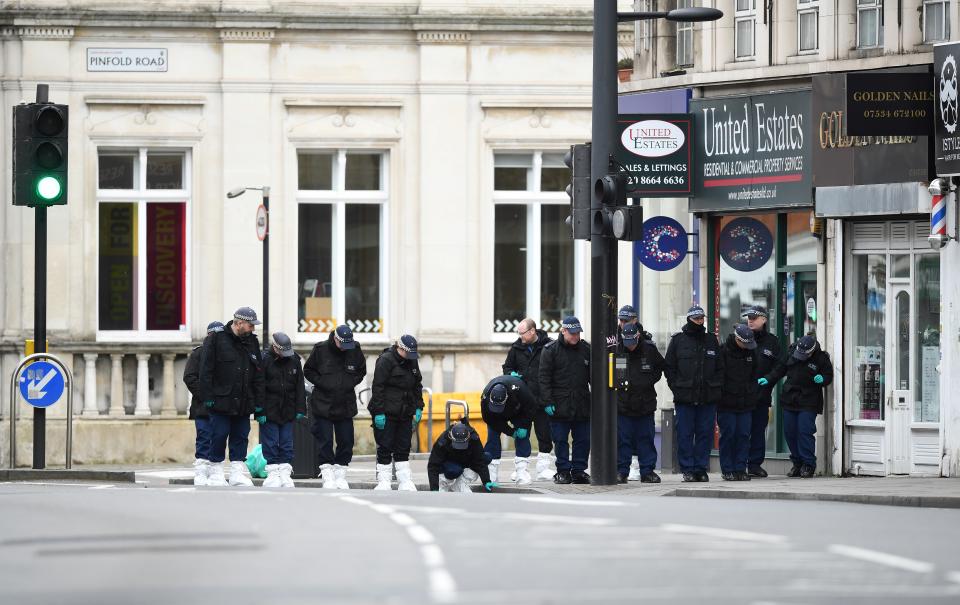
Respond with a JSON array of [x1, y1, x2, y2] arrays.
[[36, 176, 62, 201]]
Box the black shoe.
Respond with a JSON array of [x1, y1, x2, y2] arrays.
[[571, 470, 591, 484], [617, 473, 628, 484], [735, 471, 751, 481], [786, 465, 802, 478], [640, 472, 661, 484], [721, 472, 736, 481], [747, 465, 768, 478], [695, 470, 710, 482], [553, 470, 572, 484], [799, 464, 815, 478], [681, 472, 697, 482]]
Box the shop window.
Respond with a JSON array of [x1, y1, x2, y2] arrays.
[[716, 214, 777, 338], [493, 151, 577, 334], [857, 0, 883, 49], [852, 254, 886, 420], [786, 211, 818, 266], [297, 150, 386, 335], [97, 149, 189, 338], [915, 255, 940, 422]]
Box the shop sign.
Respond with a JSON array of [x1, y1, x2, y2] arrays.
[[845, 72, 935, 136], [691, 90, 812, 212], [615, 114, 693, 197], [935, 42, 960, 176], [87, 48, 168, 72], [718, 217, 773, 272], [635, 216, 688, 271]]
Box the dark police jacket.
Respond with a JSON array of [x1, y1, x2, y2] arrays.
[[369, 345, 423, 420], [198, 321, 264, 416], [538, 337, 591, 421], [426, 426, 491, 491], [763, 344, 834, 414], [262, 351, 306, 424], [718, 335, 758, 413], [616, 335, 664, 417], [303, 332, 367, 421], [502, 329, 552, 404], [480, 375, 537, 436], [753, 328, 781, 408], [664, 321, 724, 406], [183, 338, 213, 420]]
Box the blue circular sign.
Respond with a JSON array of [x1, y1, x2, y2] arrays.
[[18, 361, 65, 408], [718, 217, 774, 272], [636, 216, 688, 271]]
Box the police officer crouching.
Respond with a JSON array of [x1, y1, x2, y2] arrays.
[[742, 305, 781, 478], [717, 325, 758, 481], [615, 322, 665, 484], [760, 334, 833, 478], [258, 332, 306, 488], [427, 422, 495, 492], [480, 375, 537, 485], [370, 334, 424, 491], [183, 321, 224, 486]]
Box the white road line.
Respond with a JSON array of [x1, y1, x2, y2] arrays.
[[520, 496, 627, 507], [661, 523, 787, 544], [406, 525, 436, 545], [828, 544, 934, 574], [421, 544, 445, 567], [501, 512, 614, 526], [947, 571, 960, 584], [169, 487, 197, 493], [429, 569, 457, 604], [390, 512, 416, 527], [87, 485, 115, 490]]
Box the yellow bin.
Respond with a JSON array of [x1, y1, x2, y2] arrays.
[[416, 391, 486, 452]]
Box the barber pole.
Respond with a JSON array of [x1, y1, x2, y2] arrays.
[[932, 194, 947, 238]]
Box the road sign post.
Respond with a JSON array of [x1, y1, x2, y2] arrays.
[[8, 353, 74, 469]]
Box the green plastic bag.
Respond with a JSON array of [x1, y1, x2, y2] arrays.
[[246, 444, 268, 479]]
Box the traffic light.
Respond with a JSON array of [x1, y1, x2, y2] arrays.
[[611, 205, 644, 240], [564, 143, 591, 240], [596, 172, 644, 240], [12, 102, 69, 207]]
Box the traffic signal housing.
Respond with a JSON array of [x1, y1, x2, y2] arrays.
[[12, 102, 69, 207], [564, 143, 591, 240]]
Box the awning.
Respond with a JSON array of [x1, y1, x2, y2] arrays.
[[815, 182, 932, 218]]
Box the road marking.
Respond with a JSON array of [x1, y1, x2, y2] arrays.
[[660, 523, 787, 544], [947, 571, 960, 584], [520, 496, 627, 507], [406, 525, 435, 545], [87, 485, 115, 490], [389, 512, 416, 527], [828, 544, 934, 574], [169, 487, 196, 492]]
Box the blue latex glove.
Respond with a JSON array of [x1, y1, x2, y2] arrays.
[[296, 413, 306, 421], [255, 415, 266, 425], [484, 481, 498, 492], [757, 378, 769, 386], [513, 428, 528, 440], [254, 406, 263, 414], [374, 414, 386, 430], [414, 408, 423, 423], [545, 405, 556, 417], [204, 401, 214, 409], [814, 374, 824, 384], [509, 371, 521, 378]]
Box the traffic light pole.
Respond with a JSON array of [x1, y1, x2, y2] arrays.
[[262, 187, 270, 348], [33, 84, 49, 469], [589, 0, 618, 486]]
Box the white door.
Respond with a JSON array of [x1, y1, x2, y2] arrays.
[[886, 287, 912, 475]]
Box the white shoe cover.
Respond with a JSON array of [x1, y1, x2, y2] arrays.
[[263, 464, 282, 488], [535, 452, 554, 480], [488, 459, 500, 483], [395, 461, 417, 491], [193, 459, 210, 486], [206, 462, 228, 487], [514, 457, 532, 485], [279, 463, 295, 488], [628, 456, 641, 481], [333, 465, 350, 489], [374, 463, 393, 490], [228, 460, 254, 487], [320, 464, 337, 489]]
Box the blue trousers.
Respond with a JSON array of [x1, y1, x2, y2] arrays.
[[783, 409, 817, 467], [675, 403, 716, 473], [617, 414, 657, 476], [442, 461, 464, 480], [311, 418, 355, 466], [483, 429, 532, 463], [208, 413, 251, 463], [717, 411, 751, 473], [550, 420, 590, 472], [260, 421, 294, 465], [194, 417, 212, 460], [748, 406, 770, 467]]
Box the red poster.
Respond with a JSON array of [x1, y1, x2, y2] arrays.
[[146, 203, 185, 330]]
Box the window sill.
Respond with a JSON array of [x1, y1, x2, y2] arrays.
[[96, 331, 192, 344], [912, 422, 940, 430], [785, 52, 821, 64], [845, 419, 885, 428]]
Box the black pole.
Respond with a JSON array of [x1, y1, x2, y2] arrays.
[[32, 84, 50, 470], [262, 187, 270, 348], [589, 0, 618, 486]]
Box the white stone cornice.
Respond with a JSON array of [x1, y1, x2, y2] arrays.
[[416, 31, 471, 45], [16, 26, 75, 40], [618, 32, 634, 45], [220, 29, 275, 42], [283, 98, 404, 109], [84, 95, 206, 107]]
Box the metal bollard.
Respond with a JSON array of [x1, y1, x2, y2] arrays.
[[660, 408, 678, 474]]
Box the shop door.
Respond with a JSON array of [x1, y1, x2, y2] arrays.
[[887, 286, 912, 475]]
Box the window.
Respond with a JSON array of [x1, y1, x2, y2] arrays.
[[735, 0, 755, 59], [798, 0, 819, 53], [676, 0, 695, 67], [857, 0, 883, 48], [636, 0, 653, 52], [924, 0, 951, 43], [297, 150, 386, 336], [97, 149, 190, 337], [492, 152, 577, 334]]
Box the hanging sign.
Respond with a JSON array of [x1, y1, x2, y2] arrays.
[[256, 204, 268, 241], [718, 217, 773, 272], [635, 216, 688, 271], [935, 42, 960, 176], [615, 114, 693, 197]]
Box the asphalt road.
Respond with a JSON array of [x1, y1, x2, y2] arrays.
[[1, 482, 958, 604]]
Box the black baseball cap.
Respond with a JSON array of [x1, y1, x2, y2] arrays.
[[734, 324, 757, 350], [449, 422, 470, 450], [488, 383, 508, 413], [398, 334, 419, 359], [334, 325, 356, 350]]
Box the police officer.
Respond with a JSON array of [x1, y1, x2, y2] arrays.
[[502, 318, 555, 480], [539, 316, 591, 484], [427, 422, 495, 493], [370, 334, 423, 491], [258, 332, 306, 488], [303, 325, 367, 489], [480, 375, 537, 485], [198, 307, 265, 487], [183, 321, 224, 486], [742, 305, 781, 478], [664, 305, 724, 482], [760, 334, 833, 478], [615, 322, 665, 484], [617, 304, 645, 480], [717, 324, 758, 481]]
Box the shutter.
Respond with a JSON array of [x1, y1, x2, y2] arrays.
[[913, 221, 931, 248], [889, 222, 911, 249], [850, 222, 886, 250]]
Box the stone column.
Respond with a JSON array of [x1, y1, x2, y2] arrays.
[[160, 354, 178, 416], [109, 354, 126, 416], [134, 354, 152, 416], [431, 354, 445, 394], [82, 354, 99, 417]]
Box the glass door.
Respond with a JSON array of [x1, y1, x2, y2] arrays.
[[887, 286, 912, 475]]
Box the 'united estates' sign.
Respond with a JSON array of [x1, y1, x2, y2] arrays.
[[87, 48, 168, 72]]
